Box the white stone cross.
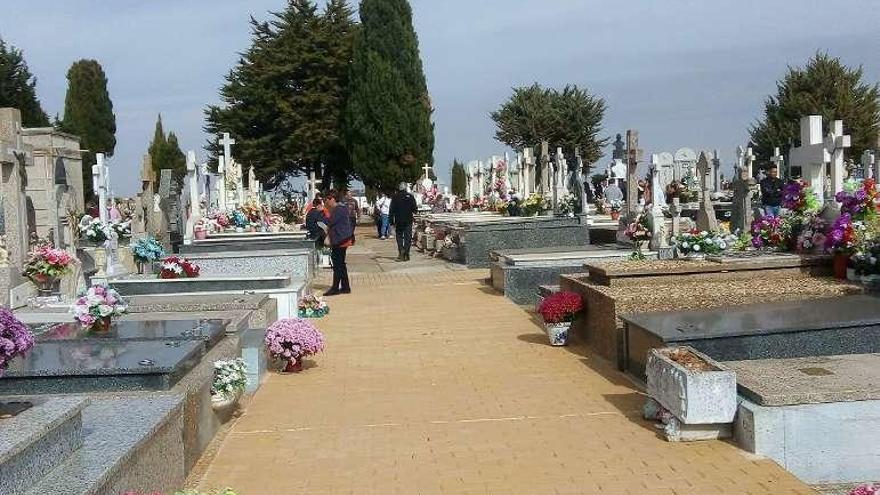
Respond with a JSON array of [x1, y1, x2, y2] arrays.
[[91, 153, 109, 223], [771, 147, 785, 177], [790, 115, 829, 206], [308, 170, 322, 201], [219, 132, 236, 163], [422, 163, 433, 180], [650, 157, 664, 209], [184, 151, 200, 245], [523, 148, 534, 197], [862, 150, 876, 180], [825, 120, 851, 202], [744, 147, 756, 178]]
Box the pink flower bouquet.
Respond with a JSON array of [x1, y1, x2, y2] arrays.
[[22, 246, 75, 283], [71, 284, 128, 332], [0, 308, 34, 376], [265, 318, 325, 364]]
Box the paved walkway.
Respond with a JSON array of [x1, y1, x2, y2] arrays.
[[194, 228, 814, 494]]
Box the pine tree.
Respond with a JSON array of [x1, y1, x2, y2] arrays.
[[60, 59, 116, 201], [450, 159, 467, 197], [0, 37, 49, 127], [343, 0, 434, 190], [750, 52, 880, 163], [205, 0, 356, 188]]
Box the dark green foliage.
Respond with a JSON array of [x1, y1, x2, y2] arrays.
[[491, 83, 608, 169], [343, 0, 434, 191], [205, 0, 357, 188], [450, 159, 467, 197], [0, 37, 49, 127], [750, 52, 880, 163], [60, 59, 116, 201], [148, 115, 186, 186]]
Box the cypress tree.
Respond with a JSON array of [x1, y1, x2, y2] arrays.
[[148, 115, 186, 187], [343, 0, 434, 190], [165, 132, 186, 181], [750, 52, 880, 164], [0, 37, 49, 127], [60, 59, 116, 201], [205, 0, 356, 188], [450, 159, 467, 198], [148, 114, 168, 179]]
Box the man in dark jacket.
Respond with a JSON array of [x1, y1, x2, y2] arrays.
[[759, 165, 785, 217], [324, 190, 354, 296], [389, 182, 418, 262]]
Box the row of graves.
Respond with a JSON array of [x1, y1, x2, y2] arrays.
[[0, 114, 323, 494], [526, 116, 880, 487]]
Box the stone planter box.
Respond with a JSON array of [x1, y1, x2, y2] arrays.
[[646, 346, 736, 425]]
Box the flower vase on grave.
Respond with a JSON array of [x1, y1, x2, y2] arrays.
[[284, 358, 304, 373], [136, 262, 154, 275], [195, 228, 208, 240], [29, 274, 61, 297], [832, 253, 849, 280], [89, 316, 113, 335]]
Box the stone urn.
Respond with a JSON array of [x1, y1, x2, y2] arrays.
[[645, 346, 736, 441]]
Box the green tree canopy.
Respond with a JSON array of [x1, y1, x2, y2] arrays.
[[60, 59, 116, 201], [750, 52, 880, 164], [343, 0, 434, 191], [205, 0, 357, 189], [450, 159, 466, 197], [0, 37, 49, 127], [148, 115, 186, 187], [491, 83, 608, 169]]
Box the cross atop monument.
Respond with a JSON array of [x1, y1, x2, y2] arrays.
[[422, 163, 433, 180], [624, 130, 643, 213], [771, 147, 785, 177], [219, 132, 236, 162], [824, 120, 851, 202], [308, 169, 322, 201]]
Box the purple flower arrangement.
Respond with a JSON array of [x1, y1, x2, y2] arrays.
[[750, 214, 788, 250], [265, 318, 325, 363], [850, 485, 879, 495], [824, 213, 858, 254], [781, 180, 819, 214], [0, 308, 34, 376]]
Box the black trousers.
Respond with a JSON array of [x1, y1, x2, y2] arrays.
[[396, 223, 412, 256], [330, 245, 350, 291]]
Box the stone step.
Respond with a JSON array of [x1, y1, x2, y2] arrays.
[[0, 397, 89, 495], [25, 395, 185, 495]]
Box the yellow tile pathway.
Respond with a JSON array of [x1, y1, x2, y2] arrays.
[[194, 229, 814, 495]]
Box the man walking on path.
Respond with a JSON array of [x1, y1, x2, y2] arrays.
[[390, 182, 417, 262], [324, 190, 354, 296], [376, 192, 392, 239]]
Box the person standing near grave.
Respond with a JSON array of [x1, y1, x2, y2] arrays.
[[376, 192, 392, 239], [390, 182, 417, 262], [760, 165, 785, 217], [324, 190, 353, 296], [305, 197, 328, 247]]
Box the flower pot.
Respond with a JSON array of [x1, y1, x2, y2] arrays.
[[89, 316, 113, 334], [544, 322, 570, 346], [270, 355, 304, 373], [195, 229, 208, 240], [29, 275, 61, 297], [833, 253, 849, 280], [610, 211, 620, 221], [211, 389, 242, 411], [284, 359, 303, 373]]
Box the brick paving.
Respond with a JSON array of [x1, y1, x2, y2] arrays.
[[195, 228, 814, 494]]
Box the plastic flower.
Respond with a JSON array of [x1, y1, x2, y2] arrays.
[[265, 318, 325, 361], [537, 291, 583, 324], [0, 308, 34, 375], [70, 284, 127, 331]]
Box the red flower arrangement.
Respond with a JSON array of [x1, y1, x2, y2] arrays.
[[537, 291, 583, 324], [158, 256, 200, 279]]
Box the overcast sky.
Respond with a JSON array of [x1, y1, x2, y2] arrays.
[[2, 0, 878, 195]]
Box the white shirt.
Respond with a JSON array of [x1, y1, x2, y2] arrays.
[[377, 196, 391, 215]]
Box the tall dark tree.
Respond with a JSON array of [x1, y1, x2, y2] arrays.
[[148, 115, 186, 186], [450, 159, 467, 197], [148, 114, 167, 172], [750, 52, 880, 164], [343, 0, 434, 191], [0, 37, 49, 127], [60, 59, 116, 201], [205, 0, 357, 188], [492, 83, 608, 169]]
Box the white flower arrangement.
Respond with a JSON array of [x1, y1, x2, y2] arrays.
[[79, 216, 113, 244], [673, 230, 727, 256], [211, 358, 248, 399]]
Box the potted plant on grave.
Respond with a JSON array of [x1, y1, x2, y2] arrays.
[[609, 200, 622, 221], [22, 246, 75, 296], [298, 294, 330, 319], [0, 308, 34, 376], [158, 256, 200, 279], [625, 212, 652, 260], [131, 236, 166, 274], [80, 216, 112, 245], [825, 213, 859, 279], [673, 230, 726, 260], [211, 358, 248, 410], [110, 219, 132, 243], [71, 284, 128, 334], [536, 291, 583, 346], [231, 210, 248, 233], [264, 318, 325, 373]]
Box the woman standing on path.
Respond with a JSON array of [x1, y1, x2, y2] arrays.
[[324, 190, 354, 296]]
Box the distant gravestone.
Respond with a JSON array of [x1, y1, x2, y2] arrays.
[[604, 183, 624, 203], [695, 152, 719, 232]]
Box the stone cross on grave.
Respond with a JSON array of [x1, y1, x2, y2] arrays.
[[184, 151, 200, 245], [790, 115, 829, 207], [422, 163, 433, 181], [574, 146, 588, 215], [218, 132, 236, 205], [625, 130, 643, 215], [771, 147, 785, 179], [308, 169, 322, 201], [511, 152, 522, 197], [91, 153, 109, 223], [731, 146, 757, 234], [695, 151, 719, 232], [648, 160, 668, 250], [0, 108, 31, 294], [825, 120, 851, 206], [540, 141, 551, 197], [862, 150, 876, 180], [522, 148, 534, 197], [712, 150, 721, 193]]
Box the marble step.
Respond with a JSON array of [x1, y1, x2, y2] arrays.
[[26, 395, 185, 495], [0, 397, 89, 495]]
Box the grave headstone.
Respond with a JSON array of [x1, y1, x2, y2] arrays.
[[825, 119, 851, 209], [184, 152, 200, 245], [731, 146, 757, 234], [574, 146, 588, 215], [772, 147, 786, 180], [673, 148, 697, 186], [625, 130, 643, 214], [862, 150, 876, 180], [540, 140, 551, 197], [648, 161, 668, 251], [790, 115, 828, 207], [655, 152, 675, 192], [522, 148, 534, 197], [695, 151, 719, 232], [0, 108, 31, 304]]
